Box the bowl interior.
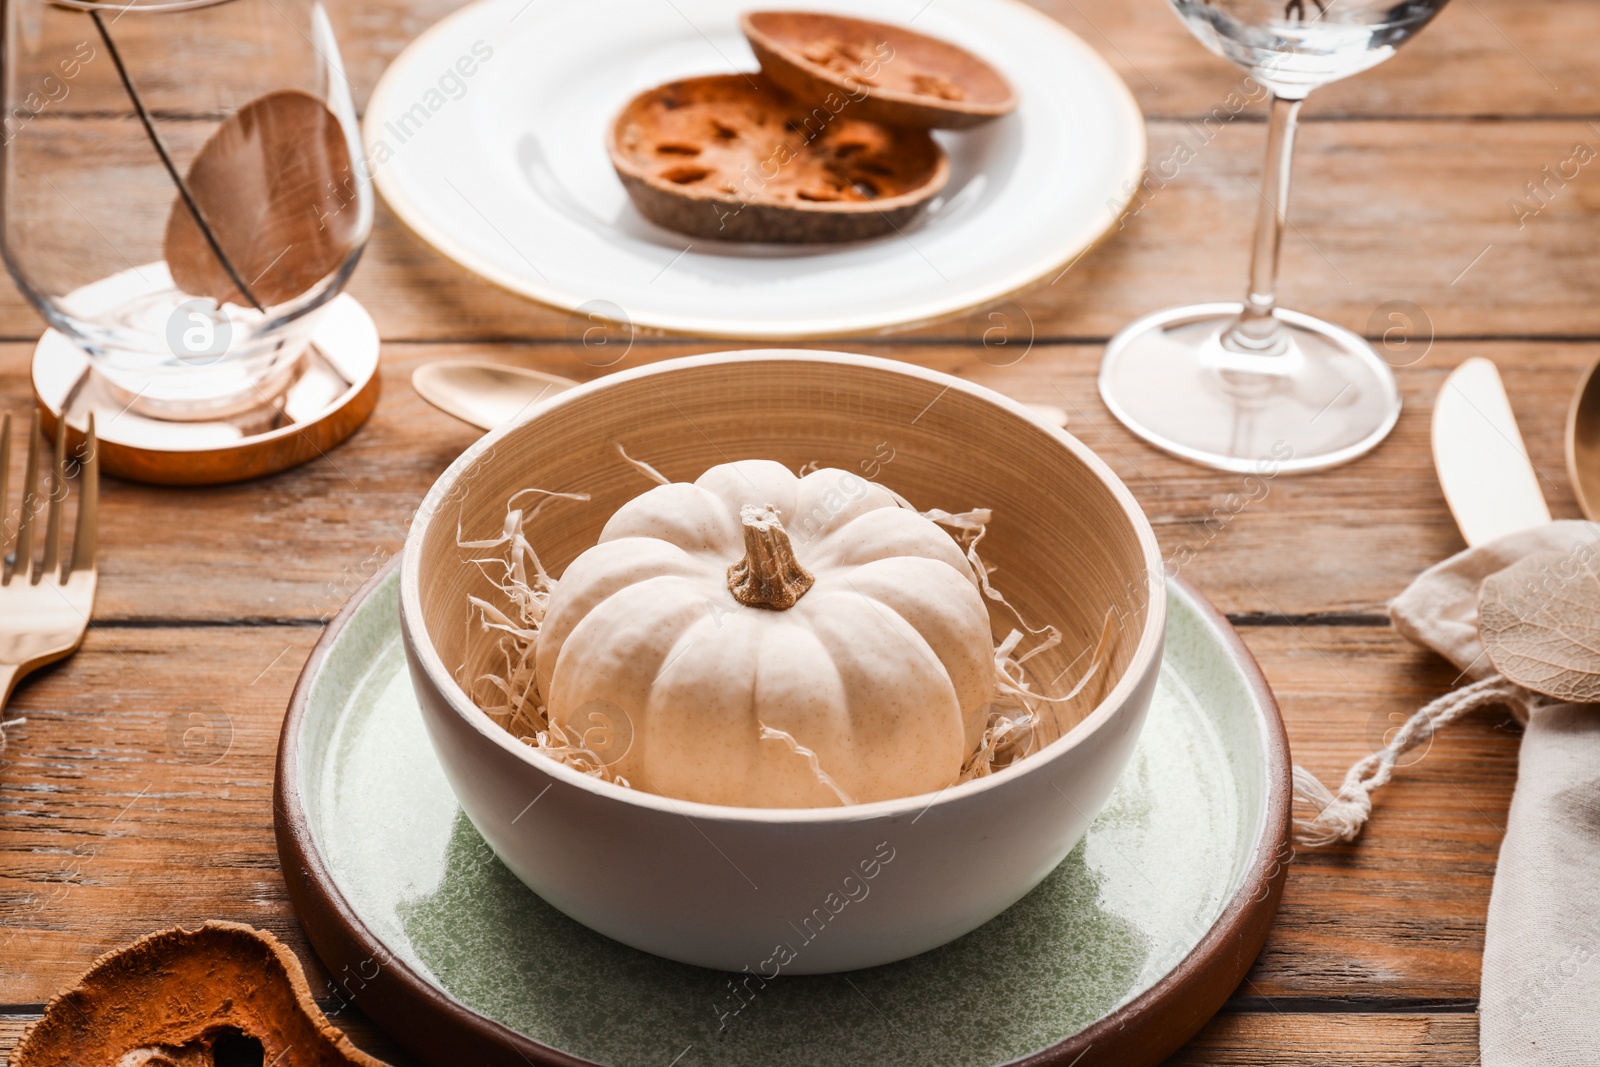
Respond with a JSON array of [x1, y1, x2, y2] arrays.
[[411, 352, 1158, 772]]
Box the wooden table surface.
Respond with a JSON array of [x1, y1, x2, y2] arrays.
[[1, 0, 1593, 1062]]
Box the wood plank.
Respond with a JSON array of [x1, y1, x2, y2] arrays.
[[0, 627, 325, 1003], [0, 1004, 1488, 1067], [1245, 627, 1516, 1003], [0, 622, 1518, 1005], [1166, 1012, 1480, 1064], [23, 0, 1589, 122], [0, 118, 1593, 343], [0, 339, 1583, 624], [337, 0, 1600, 123], [0, 1012, 1483, 1066], [329, 0, 1600, 123], [1036, 0, 1590, 119]]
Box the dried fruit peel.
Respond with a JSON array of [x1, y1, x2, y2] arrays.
[[741, 10, 1018, 130], [607, 74, 947, 242], [13, 921, 387, 1067]]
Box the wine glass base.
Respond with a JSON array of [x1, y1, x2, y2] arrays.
[[1099, 302, 1401, 474], [32, 294, 380, 486]]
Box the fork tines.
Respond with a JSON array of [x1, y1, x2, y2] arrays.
[[4, 411, 98, 587]]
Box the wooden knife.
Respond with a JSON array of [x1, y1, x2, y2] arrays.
[[1431, 356, 1552, 546]]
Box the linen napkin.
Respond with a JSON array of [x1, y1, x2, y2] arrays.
[[1299, 520, 1600, 1066]]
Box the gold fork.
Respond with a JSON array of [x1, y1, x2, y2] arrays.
[[0, 411, 98, 752]]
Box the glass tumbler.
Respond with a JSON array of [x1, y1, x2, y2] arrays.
[[0, 0, 371, 420]]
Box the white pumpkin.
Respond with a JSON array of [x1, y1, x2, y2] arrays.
[[535, 460, 995, 807]]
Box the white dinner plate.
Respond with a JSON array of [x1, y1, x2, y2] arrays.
[[363, 0, 1146, 338]]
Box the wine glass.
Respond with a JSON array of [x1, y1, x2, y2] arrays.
[[1099, 0, 1449, 472], [0, 0, 371, 422]]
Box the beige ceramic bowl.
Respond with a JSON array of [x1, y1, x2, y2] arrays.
[[401, 350, 1165, 974]]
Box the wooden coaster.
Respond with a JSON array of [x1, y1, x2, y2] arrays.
[[33, 294, 379, 486]]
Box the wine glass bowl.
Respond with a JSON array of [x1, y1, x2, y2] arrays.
[[1100, 0, 1449, 471], [0, 0, 371, 421], [1170, 0, 1450, 97]]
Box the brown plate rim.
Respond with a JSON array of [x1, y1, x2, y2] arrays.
[[274, 560, 1291, 1067]]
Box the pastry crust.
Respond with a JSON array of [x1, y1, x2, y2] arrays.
[[607, 74, 948, 243]]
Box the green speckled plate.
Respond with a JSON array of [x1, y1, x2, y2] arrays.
[[275, 562, 1290, 1067]]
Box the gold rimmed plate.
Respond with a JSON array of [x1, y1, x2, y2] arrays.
[[362, 0, 1145, 339]]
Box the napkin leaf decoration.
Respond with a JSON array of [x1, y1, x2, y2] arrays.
[[1479, 549, 1600, 703]]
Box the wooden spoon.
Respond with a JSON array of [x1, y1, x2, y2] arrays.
[[1564, 354, 1600, 520], [412, 361, 580, 431]]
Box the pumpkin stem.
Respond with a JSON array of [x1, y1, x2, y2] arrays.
[[727, 503, 814, 611]]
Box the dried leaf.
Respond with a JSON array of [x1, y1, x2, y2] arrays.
[[1479, 547, 1600, 702], [164, 89, 360, 308]]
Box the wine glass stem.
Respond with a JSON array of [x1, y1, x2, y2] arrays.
[[1228, 94, 1305, 354]]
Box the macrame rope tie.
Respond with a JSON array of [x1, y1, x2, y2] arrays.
[[1291, 674, 1534, 847]]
